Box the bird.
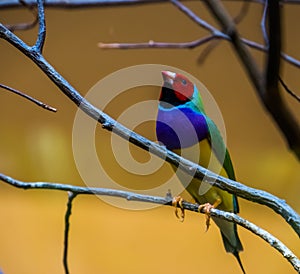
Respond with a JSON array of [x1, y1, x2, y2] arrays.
[[156, 70, 245, 273]]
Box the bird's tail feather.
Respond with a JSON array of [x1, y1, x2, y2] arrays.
[[220, 232, 245, 273], [233, 251, 246, 274]]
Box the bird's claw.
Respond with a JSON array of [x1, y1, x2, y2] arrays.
[[198, 203, 214, 232], [172, 196, 185, 222]]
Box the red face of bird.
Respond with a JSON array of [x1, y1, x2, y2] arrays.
[[161, 71, 194, 103]]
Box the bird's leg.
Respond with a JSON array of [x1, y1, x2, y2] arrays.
[[198, 198, 222, 231], [172, 196, 185, 222], [198, 203, 213, 231]]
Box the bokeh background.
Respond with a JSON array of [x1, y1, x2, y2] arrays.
[[0, 2, 299, 274]]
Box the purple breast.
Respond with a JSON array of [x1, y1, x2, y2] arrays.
[[156, 107, 208, 150]]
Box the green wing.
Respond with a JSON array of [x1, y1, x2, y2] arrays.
[[205, 116, 239, 213]]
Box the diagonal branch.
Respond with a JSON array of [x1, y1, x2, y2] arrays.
[[214, 208, 300, 272], [0, 22, 299, 236], [170, 0, 225, 37], [233, 0, 250, 24], [0, 172, 299, 272], [279, 77, 300, 102]]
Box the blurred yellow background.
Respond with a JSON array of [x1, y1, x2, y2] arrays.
[[0, 2, 299, 274]]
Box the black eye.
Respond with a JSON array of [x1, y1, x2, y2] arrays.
[[181, 79, 187, 85]]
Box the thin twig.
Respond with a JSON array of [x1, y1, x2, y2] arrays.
[[241, 38, 300, 68], [99, 36, 300, 68], [5, 0, 39, 32], [266, 0, 281, 94], [99, 35, 217, 49], [197, 0, 251, 64], [233, 0, 250, 24], [197, 39, 221, 64], [6, 18, 38, 32], [34, 0, 46, 52], [281, 51, 300, 68], [170, 0, 225, 37], [0, 173, 299, 272], [279, 76, 300, 102], [0, 22, 299, 236], [0, 83, 57, 112], [63, 192, 77, 274], [261, 0, 269, 45]]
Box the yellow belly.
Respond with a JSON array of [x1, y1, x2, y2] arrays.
[[173, 139, 234, 212]]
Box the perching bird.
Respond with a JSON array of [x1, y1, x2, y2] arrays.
[[156, 71, 245, 273]]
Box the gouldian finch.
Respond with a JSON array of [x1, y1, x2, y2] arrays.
[[156, 71, 245, 273]]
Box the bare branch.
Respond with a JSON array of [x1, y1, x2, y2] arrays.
[[34, 0, 46, 52], [0, 172, 299, 272], [0, 22, 299, 236], [213, 208, 300, 272], [170, 0, 226, 38], [0, 83, 57, 112], [240, 38, 300, 68], [5, 0, 39, 32], [261, 0, 269, 45], [98, 0, 300, 70], [99, 36, 300, 69], [266, 0, 280, 92], [279, 77, 300, 102], [197, 39, 221, 64], [264, 0, 300, 158], [0, 0, 172, 9], [63, 192, 77, 274], [2, 0, 300, 9], [203, 0, 300, 158], [203, 0, 265, 93], [5, 18, 38, 32], [281, 51, 300, 68], [233, 0, 250, 24], [99, 35, 217, 49]]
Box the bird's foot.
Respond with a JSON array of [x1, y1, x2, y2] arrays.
[[198, 203, 214, 232], [172, 196, 185, 222]]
